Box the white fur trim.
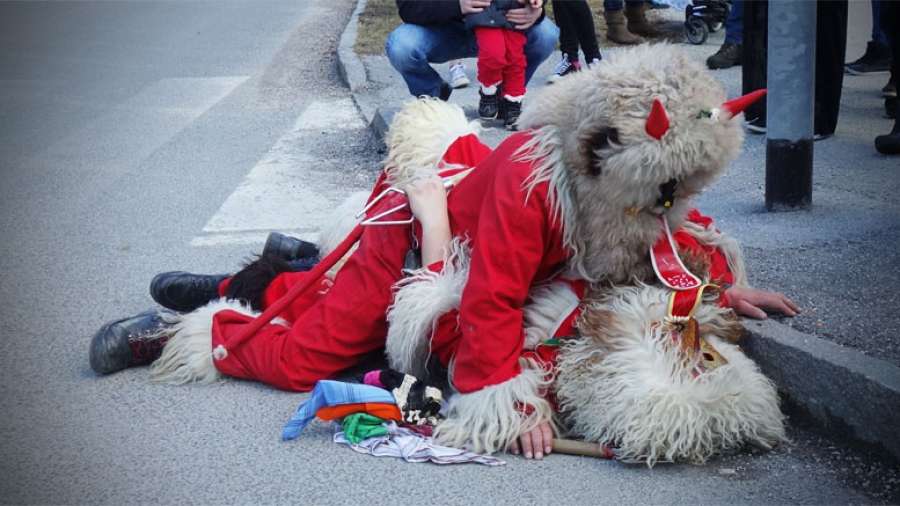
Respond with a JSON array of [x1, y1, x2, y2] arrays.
[[383, 98, 480, 188], [385, 238, 471, 377], [149, 298, 259, 385], [681, 219, 749, 287], [522, 280, 580, 350], [481, 83, 499, 94], [435, 359, 554, 454], [317, 191, 368, 258], [556, 284, 785, 466]]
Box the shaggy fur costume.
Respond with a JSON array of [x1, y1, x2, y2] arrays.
[[555, 285, 786, 466], [383, 98, 480, 187], [150, 299, 261, 385], [517, 43, 744, 284]]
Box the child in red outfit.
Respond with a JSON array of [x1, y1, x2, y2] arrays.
[[465, 0, 543, 130]]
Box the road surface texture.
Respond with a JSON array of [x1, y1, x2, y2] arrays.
[[1, 1, 897, 504]]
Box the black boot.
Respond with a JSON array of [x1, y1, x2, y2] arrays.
[[262, 232, 319, 262], [150, 271, 227, 313], [478, 87, 500, 119], [706, 43, 742, 70], [875, 99, 900, 155], [90, 309, 175, 375], [502, 98, 522, 131]]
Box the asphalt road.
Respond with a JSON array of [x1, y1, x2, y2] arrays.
[[0, 1, 897, 504]]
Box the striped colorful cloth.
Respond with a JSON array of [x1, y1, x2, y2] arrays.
[[282, 380, 400, 441]]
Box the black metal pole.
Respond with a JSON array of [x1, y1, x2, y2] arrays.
[[765, 0, 816, 211]]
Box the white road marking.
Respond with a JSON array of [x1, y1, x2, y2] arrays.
[[191, 98, 368, 247]]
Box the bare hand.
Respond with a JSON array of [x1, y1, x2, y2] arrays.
[[506, 1, 543, 30], [508, 421, 553, 460], [725, 286, 800, 319], [403, 176, 448, 228], [460, 0, 491, 15]]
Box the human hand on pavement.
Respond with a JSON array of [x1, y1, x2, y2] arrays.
[[460, 0, 491, 15], [508, 420, 553, 460], [725, 286, 800, 320], [507, 0, 543, 30]]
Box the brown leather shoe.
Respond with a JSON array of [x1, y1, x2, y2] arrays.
[[605, 9, 643, 45]]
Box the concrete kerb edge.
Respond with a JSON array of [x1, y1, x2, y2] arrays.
[[743, 318, 900, 462], [337, 0, 369, 99], [335, 0, 900, 462]]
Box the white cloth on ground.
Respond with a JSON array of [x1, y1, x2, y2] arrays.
[[333, 422, 505, 466]]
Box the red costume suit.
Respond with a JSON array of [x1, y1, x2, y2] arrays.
[[206, 130, 736, 397]]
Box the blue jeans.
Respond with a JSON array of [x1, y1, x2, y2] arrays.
[[385, 18, 558, 98], [603, 0, 643, 11], [725, 0, 743, 45]]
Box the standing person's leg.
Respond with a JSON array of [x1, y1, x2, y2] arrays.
[[814, 0, 848, 138], [523, 17, 560, 84], [707, 0, 743, 70], [475, 27, 508, 119], [875, 0, 899, 154], [845, 0, 892, 75], [385, 22, 478, 98], [568, 0, 602, 63], [552, 0, 578, 61], [604, 0, 642, 44], [547, 0, 583, 83], [500, 30, 528, 130], [624, 0, 657, 37]]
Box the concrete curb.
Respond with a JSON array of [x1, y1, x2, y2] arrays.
[[334, 0, 900, 463], [743, 319, 900, 461], [336, 0, 368, 94]]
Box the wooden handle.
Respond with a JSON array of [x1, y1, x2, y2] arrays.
[[551, 438, 614, 459]]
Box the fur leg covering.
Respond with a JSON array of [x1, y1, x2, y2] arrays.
[[225, 254, 293, 311], [434, 359, 554, 455], [385, 239, 470, 377], [149, 299, 259, 385], [384, 97, 480, 187], [522, 280, 581, 349], [556, 285, 785, 466]]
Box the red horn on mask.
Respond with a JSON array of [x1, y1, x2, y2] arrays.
[[645, 98, 670, 140], [721, 88, 767, 119]]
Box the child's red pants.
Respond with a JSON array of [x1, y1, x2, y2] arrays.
[[474, 27, 527, 98]]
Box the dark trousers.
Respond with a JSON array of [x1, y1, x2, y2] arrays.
[[552, 0, 602, 62], [741, 0, 847, 136], [814, 0, 848, 136]]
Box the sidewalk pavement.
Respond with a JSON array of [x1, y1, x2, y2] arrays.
[[338, 0, 900, 462]]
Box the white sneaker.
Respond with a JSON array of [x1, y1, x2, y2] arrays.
[[547, 54, 581, 84], [449, 63, 470, 89], [587, 58, 602, 70]]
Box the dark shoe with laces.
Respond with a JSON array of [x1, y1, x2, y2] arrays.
[[845, 41, 892, 75], [478, 88, 500, 119], [263, 232, 319, 262], [90, 309, 176, 375], [502, 98, 522, 131], [150, 271, 227, 313], [706, 43, 742, 70]]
